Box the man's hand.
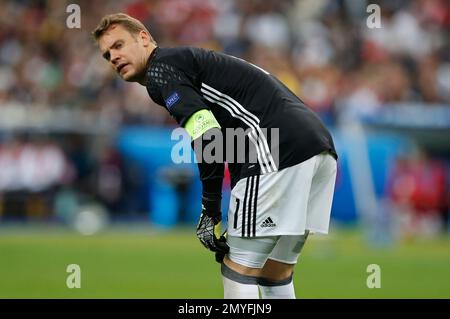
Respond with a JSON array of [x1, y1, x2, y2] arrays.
[[196, 210, 229, 256], [214, 233, 227, 263]]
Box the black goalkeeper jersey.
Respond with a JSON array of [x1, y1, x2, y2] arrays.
[[145, 46, 336, 189]]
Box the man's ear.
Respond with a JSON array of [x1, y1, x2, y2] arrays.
[[139, 30, 151, 47]]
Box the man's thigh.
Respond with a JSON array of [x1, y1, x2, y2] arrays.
[[267, 231, 309, 264], [227, 233, 309, 269]]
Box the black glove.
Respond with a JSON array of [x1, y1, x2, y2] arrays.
[[214, 233, 228, 263], [196, 201, 229, 256]]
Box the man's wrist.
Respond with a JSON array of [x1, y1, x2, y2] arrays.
[[202, 194, 221, 217], [201, 177, 223, 217]]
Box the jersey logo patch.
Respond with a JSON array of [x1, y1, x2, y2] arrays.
[[165, 92, 180, 109], [260, 217, 276, 228]]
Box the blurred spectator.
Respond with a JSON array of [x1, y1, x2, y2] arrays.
[[94, 140, 124, 213], [387, 152, 448, 239], [0, 134, 71, 193], [0, 134, 73, 219]]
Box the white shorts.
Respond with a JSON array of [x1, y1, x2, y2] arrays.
[[227, 232, 310, 268], [227, 152, 337, 237]]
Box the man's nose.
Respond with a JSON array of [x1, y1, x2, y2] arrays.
[[111, 52, 120, 65]]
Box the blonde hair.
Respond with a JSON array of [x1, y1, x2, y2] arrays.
[[92, 13, 156, 44]]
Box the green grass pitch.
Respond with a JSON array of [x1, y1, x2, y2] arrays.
[[0, 225, 449, 298]]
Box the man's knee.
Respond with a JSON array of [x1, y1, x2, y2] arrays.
[[223, 255, 294, 283], [223, 255, 261, 277], [221, 257, 293, 288], [260, 259, 295, 281]]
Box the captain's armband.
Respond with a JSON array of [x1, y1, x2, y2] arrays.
[[184, 109, 221, 140]]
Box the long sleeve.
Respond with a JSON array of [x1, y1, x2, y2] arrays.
[[192, 127, 224, 215]]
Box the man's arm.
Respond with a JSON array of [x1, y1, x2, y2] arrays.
[[145, 55, 228, 256], [185, 109, 224, 212], [184, 109, 228, 255]]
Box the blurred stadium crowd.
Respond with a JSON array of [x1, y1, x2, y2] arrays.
[[0, 0, 448, 234], [1, 0, 449, 123]]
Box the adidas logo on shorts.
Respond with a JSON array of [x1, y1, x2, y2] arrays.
[[260, 217, 276, 228]]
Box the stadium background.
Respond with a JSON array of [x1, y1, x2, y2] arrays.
[[0, 0, 449, 298]]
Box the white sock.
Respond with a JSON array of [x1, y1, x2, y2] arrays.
[[222, 276, 260, 299], [259, 280, 296, 299]]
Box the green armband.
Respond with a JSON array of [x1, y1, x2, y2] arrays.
[[184, 109, 221, 140]]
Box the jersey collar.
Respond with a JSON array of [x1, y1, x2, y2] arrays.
[[143, 47, 159, 85]]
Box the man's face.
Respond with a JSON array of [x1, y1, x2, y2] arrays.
[[98, 24, 152, 82]]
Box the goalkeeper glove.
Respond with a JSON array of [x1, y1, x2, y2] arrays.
[[196, 198, 229, 256], [214, 231, 227, 263]]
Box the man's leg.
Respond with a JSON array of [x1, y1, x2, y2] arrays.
[[221, 234, 308, 299], [258, 232, 309, 299], [221, 256, 261, 299], [259, 259, 296, 299], [221, 236, 278, 299]]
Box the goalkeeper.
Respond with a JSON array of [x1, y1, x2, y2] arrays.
[[93, 13, 337, 299]]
